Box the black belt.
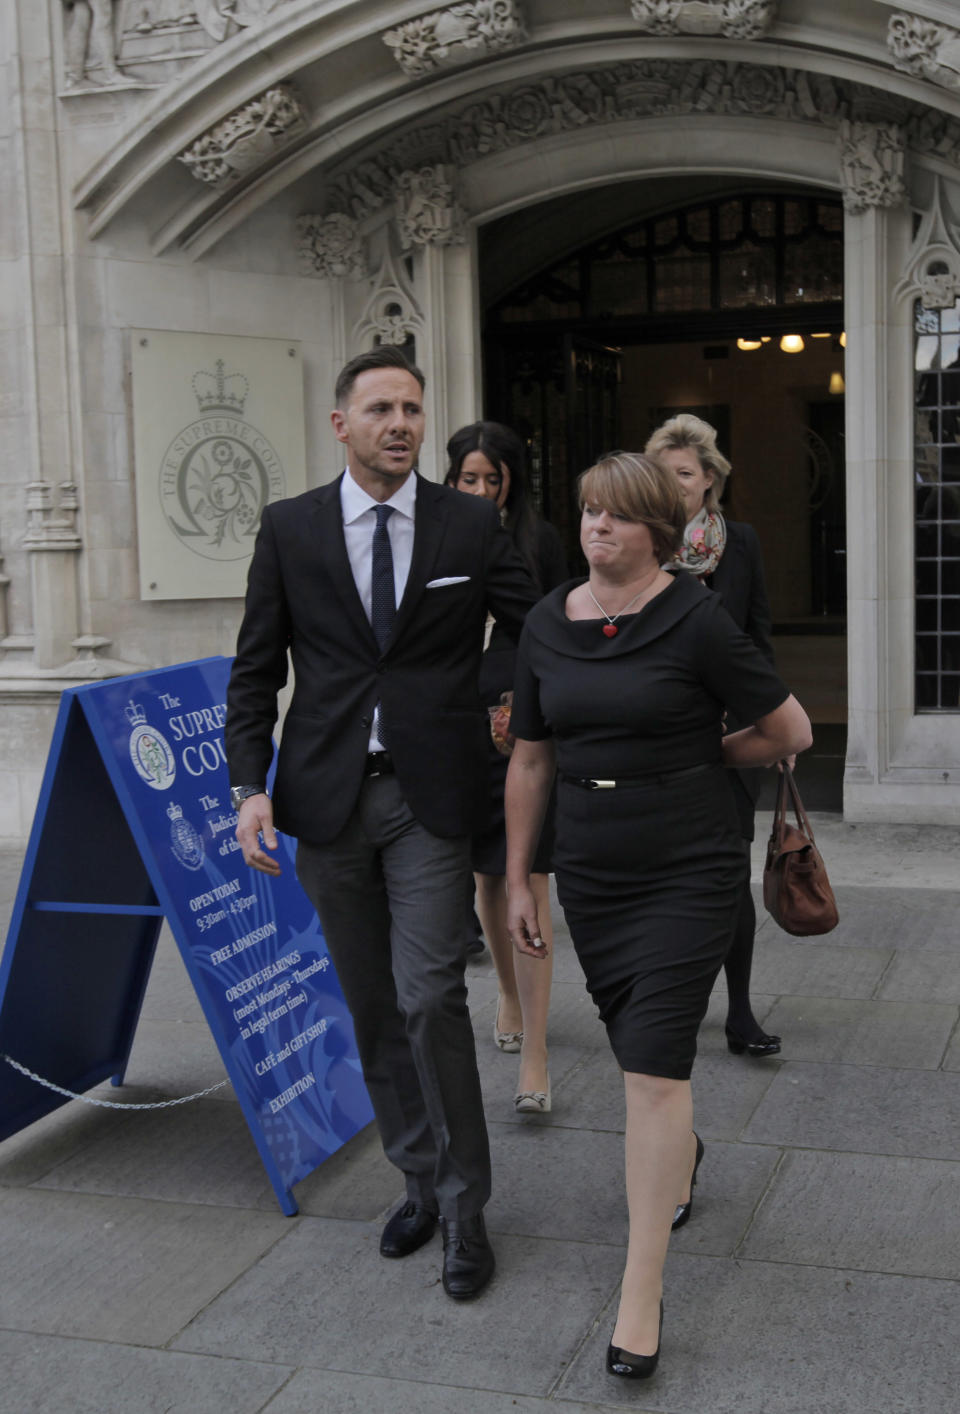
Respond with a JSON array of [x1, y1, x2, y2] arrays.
[[363, 752, 395, 777], [559, 762, 715, 791]]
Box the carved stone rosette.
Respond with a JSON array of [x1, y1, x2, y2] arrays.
[[178, 84, 307, 186], [324, 61, 960, 225], [395, 166, 466, 249], [629, 0, 776, 40], [894, 177, 960, 311], [837, 119, 907, 215], [383, 1, 527, 78], [297, 213, 367, 279], [888, 14, 960, 94]]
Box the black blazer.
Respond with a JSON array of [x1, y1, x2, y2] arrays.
[[702, 519, 775, 837], [225, 473, 539, 845]]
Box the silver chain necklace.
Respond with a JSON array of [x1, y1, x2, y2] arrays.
[[586, 584, 649, 638]]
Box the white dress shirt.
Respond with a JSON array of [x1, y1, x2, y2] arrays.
[[340, 468, 417, 751]]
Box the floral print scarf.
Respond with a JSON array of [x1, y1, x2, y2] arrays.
[[673, 507, 726, 578]]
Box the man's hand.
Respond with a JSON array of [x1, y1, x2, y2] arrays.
[[236, 793, 282, 876]]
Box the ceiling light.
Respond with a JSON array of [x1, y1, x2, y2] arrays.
[[737, 338, 762, 351], [780, 334, 805, 353], [839, 331, 847, 348], [811, 332, 831, 339], [829, 371, 845, 394]]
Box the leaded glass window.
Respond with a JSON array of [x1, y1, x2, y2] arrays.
[[490, 194, 843, 324], [915, 300, 960, 711]]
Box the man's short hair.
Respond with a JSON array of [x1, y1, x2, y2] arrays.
[[335, 346, 426, 407]]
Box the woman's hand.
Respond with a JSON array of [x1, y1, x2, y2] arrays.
[[507, 880, 549, 959]]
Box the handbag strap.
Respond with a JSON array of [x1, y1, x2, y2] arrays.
[[771, 765, 788, 837], [780, 761, 817, 843]]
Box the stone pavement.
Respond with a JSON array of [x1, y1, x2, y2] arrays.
[[1, 816, 959, 1414]]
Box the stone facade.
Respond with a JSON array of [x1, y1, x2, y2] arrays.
[[0, 0, 958, 838]]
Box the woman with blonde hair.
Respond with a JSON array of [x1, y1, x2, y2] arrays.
[[646, 413, 783, 1058], [505, 451, 810, 1377]]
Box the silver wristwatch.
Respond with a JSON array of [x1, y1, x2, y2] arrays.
[[230, 784, 265, 811]]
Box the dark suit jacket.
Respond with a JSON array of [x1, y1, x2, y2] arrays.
[[225, 472, 538, 845], [702, 519, 775, 838]]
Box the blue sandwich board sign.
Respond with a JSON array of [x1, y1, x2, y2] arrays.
[[0, 656, 373, 1215]]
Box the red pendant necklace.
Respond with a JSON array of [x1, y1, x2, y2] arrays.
[[587, 584, 649, 637]]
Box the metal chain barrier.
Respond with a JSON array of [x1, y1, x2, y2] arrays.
[[1, 1052, 228, 1109]]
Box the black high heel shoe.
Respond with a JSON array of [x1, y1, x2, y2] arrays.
[[671, 1132, 704, 1231], [725, 1025, 781, 1058], [607, 1301, 663, 1379]]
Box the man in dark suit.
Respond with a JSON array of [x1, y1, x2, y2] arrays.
[[225, 346, 537, 1299]]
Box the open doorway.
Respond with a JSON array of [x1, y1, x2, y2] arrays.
[[482, 185, 847, 807]]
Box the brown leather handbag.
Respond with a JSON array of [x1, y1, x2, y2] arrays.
[[763, 764, 839, 936]]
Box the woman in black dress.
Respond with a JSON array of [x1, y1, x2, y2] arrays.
[[446, 422, 567, 1112], [647, 413, 783, 1057], [504, 453, 810, 1378]]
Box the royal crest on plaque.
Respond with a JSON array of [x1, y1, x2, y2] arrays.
[[131, 330, 306, 600], [159, 360, 285, 562]]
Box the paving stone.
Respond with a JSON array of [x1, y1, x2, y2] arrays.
[[0, 1094, 125, 1187], [878, 949, 960, 1005], [941, 1024, 960, 1072], [747, 937, 893, 999], [262, 1371, 607, 1414], [173, 1216, 624, 1396], [559, 1252, 960, 1413], [742, 1061, 960, 1158], [824, 887, 960, 951], [108, 1016, 234, 1100], [0, 1330, 290, 1414], [757, 886, 960, 955], [0, 1188, 290, 1344], [759, 995, 957, 1069], [280, 1119, 400, 1221], [31, 1098, 279, 1209], [487, 1121, 779, 1260], [740, 1148, 960, 1278]]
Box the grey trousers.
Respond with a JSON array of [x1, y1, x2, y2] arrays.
[[296, 774, 491, 1221]]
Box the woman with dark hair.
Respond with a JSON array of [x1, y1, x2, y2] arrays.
[[505, 452, 810, 1378], [446, 421, 567, 1113], [646, 413, 783, 1057]]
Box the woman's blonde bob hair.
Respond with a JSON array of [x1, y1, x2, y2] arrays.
[[644, 413, 731, 514], [578, 451, 686, 563]]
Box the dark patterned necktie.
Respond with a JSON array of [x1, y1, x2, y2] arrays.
[[370, 503, 396, 652]]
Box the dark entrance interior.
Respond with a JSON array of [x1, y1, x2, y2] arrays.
[[481, 181, 847, 808]]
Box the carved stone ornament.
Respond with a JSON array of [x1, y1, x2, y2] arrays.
[[383, 1, 527, 78], [837, 119, 907, 215], [888, 13, 960, 93], [395, 166, 466, 248], [629, 0, 776, 40], [354, 248, 425, 348], [178, 84, 307, 186], [324, 61, 960, 224], [894, 176, 960, 311], [297, 212, 367, 280], [61, 0, 138, 89]]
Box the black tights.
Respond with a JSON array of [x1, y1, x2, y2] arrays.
[[723, 872, 762, 1039]]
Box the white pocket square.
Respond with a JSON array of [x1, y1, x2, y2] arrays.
[[425, 576, 471, 588]]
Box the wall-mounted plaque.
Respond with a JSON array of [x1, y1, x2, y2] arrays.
[[131, 329, 306, 600]]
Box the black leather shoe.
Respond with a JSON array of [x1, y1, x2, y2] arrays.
[[607, 1302, 663, 1379], [725, 1025, 782, 1057], [379, 1200, 438, 1259], [672, 1132, 704, 1231], [440, 1212, 495, 1299]]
